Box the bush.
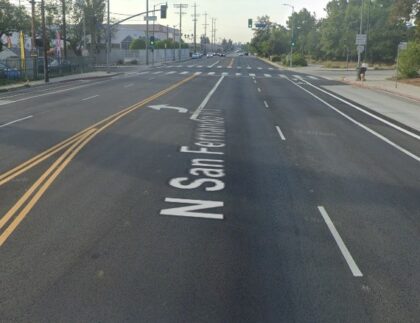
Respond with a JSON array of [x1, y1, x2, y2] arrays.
[[282, 53, 308, 67], [116, 59, 124, 65], [398, 41, 420, 78], [129, 39, 146, 50], [130, 59, 138, 65], [271, 55, 282, 62]]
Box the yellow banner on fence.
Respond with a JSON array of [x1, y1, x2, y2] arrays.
[[20, 31, 26, 71]]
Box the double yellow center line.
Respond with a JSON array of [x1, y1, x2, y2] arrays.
[[0, 74, 196, 247]]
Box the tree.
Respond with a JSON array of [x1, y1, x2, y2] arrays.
[[319, 0, 350, 60], [250, 16, 274, 57], [71, 0, 106, 54], [286, 8, 317, 56], [0, 0, 31, 51], [129, 38, 146, 50], [391, 0, 420, 40], [398, 41, 420, 77]]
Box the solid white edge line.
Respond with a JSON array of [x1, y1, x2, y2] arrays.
[[275, 126, 286, 140], [0, 115, 33, 128], [190, 76, 225, 120], [286, 77, 420, 162], [300, 78, 420, 141], [81, 95, 99, 101], [318, 206, 363, 277]]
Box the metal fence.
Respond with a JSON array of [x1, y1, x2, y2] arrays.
[[0, 56, 96, 82]]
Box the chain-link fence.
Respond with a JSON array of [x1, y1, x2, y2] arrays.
[[0, 56, 96, 83]]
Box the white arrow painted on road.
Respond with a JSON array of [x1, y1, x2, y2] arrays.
[[148, 104, 188, 113]]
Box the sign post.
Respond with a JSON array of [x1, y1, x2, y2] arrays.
[[395, 42, 408, 88], [355, 34, 367, 80]]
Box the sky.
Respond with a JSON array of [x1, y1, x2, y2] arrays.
[[111, 0, 330, 43]]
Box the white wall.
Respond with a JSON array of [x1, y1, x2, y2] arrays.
[[96, 48, 190, 65]]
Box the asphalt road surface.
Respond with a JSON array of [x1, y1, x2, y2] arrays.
[[0, 56, 419, 323]]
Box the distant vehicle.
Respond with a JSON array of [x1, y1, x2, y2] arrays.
[[192, 53, 202, 59], [0, 62, 21, 79], [220, 53, 226, 57], [206, 53, 214, 58], [244, 52, 249, 56]]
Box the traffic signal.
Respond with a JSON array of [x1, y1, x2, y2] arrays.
[[150, 36, 155, 46], [161, 4, 167, 19], [248, 19, 253, 28]]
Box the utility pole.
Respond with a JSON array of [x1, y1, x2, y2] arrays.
[[106, 0, 110, 71], [192, 3, 199, 53], [165, 24, 169, 63], [146, 0, 149, 65], [29, 0, 37, 78], [173, 3, 188, 61], [41, 0, 49, 82], [213, 18, 217, 52], [62, 0, 67, 59], [173, 24, 177, 61], [366, 0, 371, 62], [203, 12, 208, 54], [29, 0, 36, 54], [211, 18, 215, 52]]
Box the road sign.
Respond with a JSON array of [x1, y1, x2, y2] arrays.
[[355, 34, 367, 45], [144, 16, 157, 21], [398, 42, 408, 50], [255, 23, 267, 28], [357, 45, 365, 54]]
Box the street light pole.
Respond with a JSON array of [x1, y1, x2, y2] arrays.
[[146, 0, 149, 65], [282, 3, 294, 68]]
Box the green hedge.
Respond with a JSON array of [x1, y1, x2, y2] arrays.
[[282, 53, 308, 67], [398, 42, 420, 78]]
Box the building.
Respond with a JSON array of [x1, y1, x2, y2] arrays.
[[112, 24, 180, 49]]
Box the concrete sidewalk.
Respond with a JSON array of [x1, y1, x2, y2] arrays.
[[0, 71, 121, 93], [259, 57, 420, 132], [339, 77, 420, 103]]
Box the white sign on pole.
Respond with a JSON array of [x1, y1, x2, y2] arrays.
[[357, 45, 365, 54], [144, 16, 157, 21], [356, 34, 367, 45], [398, 42, 408, 50]]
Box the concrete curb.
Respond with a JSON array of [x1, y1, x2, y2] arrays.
[[0, 73, 121, 93], [0, 83, 30, 93], [257, 57, 286, 70]]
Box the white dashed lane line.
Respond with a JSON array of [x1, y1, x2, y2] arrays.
[[0, 115, 33, 129]]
